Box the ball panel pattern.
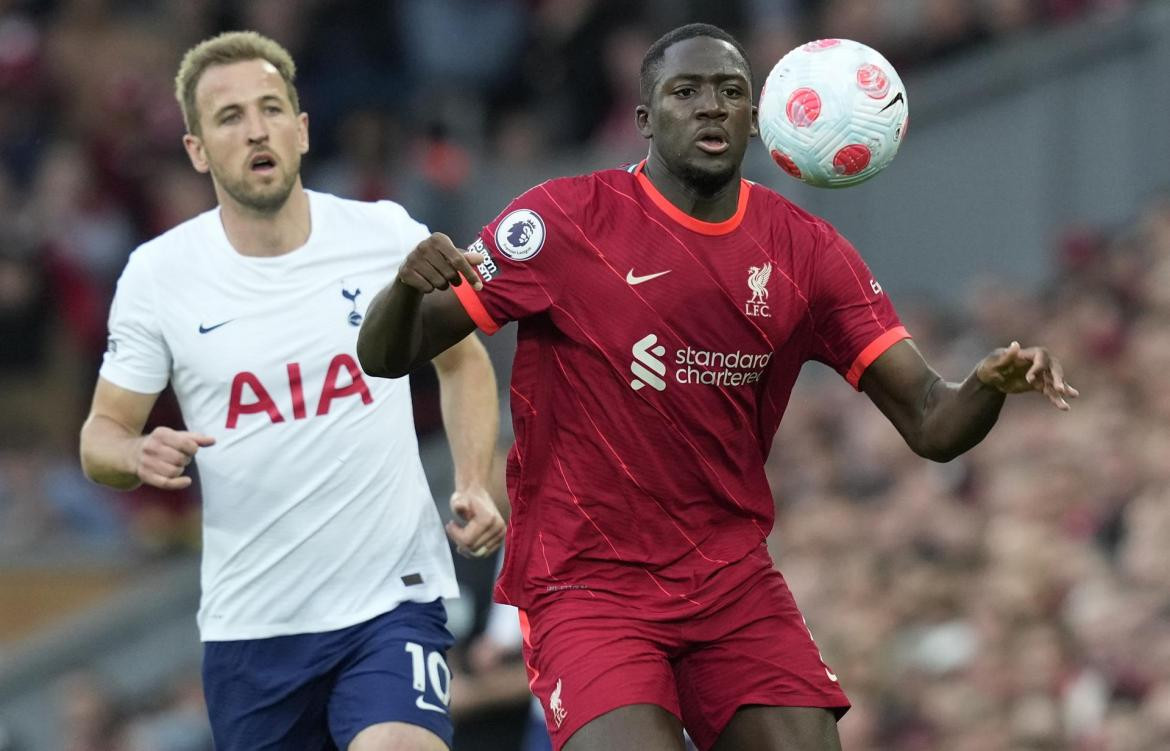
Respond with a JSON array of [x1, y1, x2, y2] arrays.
[[785, 88, 822, 127], [758, 39, 908, 188]]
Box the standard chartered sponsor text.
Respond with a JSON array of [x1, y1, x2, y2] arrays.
[[674, 346, 772, 386]]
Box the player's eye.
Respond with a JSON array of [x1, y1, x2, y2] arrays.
[[264, 105, 283, 115], [674, 87, 696, 97], [219, 111, 241, 125], [723, 87, 743, 98]]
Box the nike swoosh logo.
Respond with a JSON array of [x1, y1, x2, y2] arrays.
[[879, 92, 905, 113], [415, 696, 448, 714], [626, 269, 671, 286], [198, 320, 234, 334]]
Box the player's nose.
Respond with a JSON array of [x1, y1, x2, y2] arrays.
[[694, 86, 727, 119], [244, 110, 269, 143]]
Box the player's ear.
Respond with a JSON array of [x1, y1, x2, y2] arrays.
[[297, 111, 310, 154], [750, 104, 759, 138], [635, 104, 652, 139], [183, 133, 210, 174]]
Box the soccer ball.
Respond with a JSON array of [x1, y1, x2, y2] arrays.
[[758, 39, 909, 188]]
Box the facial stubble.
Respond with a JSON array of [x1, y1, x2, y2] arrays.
[[211, 155, 300, 214]]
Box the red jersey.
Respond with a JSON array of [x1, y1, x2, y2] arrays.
[[453, 162, 908, 616]]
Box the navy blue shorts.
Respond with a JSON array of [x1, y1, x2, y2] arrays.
[[202, 600, 455, 751]]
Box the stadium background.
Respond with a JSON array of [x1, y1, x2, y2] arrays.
[[1, 0, 1169, 749]]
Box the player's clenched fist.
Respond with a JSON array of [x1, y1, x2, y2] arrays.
[[397, 232, 484, 294], [134, 427, 216, 490], [446, 486, 505, 558]]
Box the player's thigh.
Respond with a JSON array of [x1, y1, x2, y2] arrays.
[[202, 638, 335, 751], [563, 704, 686, 751], [348, 721, 448, 751], [672, 571, 848, 749], [521, 600, 682, 751], [328, 601, 455, 751], [711, 706, 841, 751]]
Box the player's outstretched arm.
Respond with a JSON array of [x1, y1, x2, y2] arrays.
[[357, 232, 484, 379], [80, 377, 215, 491], [860, 339, 1078, 462], [432, 335, 505, 558]]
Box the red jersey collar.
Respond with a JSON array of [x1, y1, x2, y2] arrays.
[[633, 160, 751, 236]]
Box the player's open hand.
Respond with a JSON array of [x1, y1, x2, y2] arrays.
[[976, 341, 1079, 410], [397, 232, 484, 294], [447, 486, 505, 559], [134, 427, 215, 490]]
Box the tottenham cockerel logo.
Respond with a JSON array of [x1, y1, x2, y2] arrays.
[[745, 263, 772, 318]]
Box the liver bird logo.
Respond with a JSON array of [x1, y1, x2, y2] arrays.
[[747, 263, 772, 305], [549, 678, 567, 727]]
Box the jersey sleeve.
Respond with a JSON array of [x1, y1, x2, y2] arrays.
[[451, 181, 575, 334], [98, 250, 172, 394], [809, 232, 910, 390]]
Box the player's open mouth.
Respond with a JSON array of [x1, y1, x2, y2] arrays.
[[250, 154, 277, 173], [695, 132, 729, 154]]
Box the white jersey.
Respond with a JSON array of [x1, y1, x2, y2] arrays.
[[100, 190, 459, 641]]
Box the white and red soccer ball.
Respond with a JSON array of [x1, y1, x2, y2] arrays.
[[759, 39, 909, 188]]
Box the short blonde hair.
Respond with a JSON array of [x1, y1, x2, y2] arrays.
[[174, 30, 299, 135]]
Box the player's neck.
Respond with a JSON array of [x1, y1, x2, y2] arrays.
[[641, 155, 741, 223], [217, 181, 311, 257]]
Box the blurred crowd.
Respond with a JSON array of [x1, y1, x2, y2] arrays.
[[0, 1, 1164, 750]]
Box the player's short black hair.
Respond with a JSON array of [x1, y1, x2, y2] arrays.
[[639, 23, 752, 105]]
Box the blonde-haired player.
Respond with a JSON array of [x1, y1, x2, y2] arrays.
[[80, 31, 504, 751]]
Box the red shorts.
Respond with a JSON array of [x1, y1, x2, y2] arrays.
[[518, 568, 849, 750]]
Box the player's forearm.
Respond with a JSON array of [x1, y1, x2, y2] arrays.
[[79, 415, 144, 490], [357, 279, 429, 378], [433, 336, 499, 494], [915, 370, 1006, 462]]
